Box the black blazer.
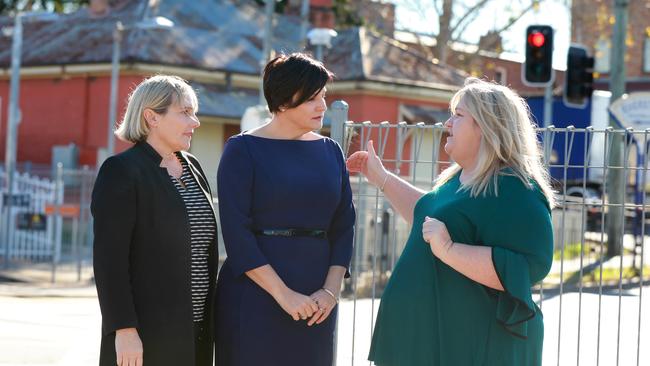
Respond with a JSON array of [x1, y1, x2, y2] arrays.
[[92, 142, 218, 366]]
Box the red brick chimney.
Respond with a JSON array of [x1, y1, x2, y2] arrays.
[[309, 0, 335, 29], [89, 0, 110, 16]]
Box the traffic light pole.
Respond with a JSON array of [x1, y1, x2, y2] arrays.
[[606, 0, 629, 258], [543, 83, 552, 127]]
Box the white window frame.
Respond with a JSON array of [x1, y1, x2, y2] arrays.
[[494, 66, 507, 85]]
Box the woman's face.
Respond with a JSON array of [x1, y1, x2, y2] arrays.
[[148, 95, 200, 152], [444, 97, 482, 169], [279, 88, 328, 131]]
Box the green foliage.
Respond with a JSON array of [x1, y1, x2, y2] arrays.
[[547, 265, 650, 284], [584, 265, 650, 283], [332, 0, 364, 28], [553, 242, 590, 261], [253, 0, 289, 14]]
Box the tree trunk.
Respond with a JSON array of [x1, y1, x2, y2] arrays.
[[435, 0, 453, 64]]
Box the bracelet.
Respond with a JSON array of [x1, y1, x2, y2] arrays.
[[379, 172, 390, 192], [321, 288, 339, 304]]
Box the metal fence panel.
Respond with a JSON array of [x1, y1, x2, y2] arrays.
[[334, 114, 648, 366]]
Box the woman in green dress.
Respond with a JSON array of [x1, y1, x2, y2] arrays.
[[347, 77, 555, 366]]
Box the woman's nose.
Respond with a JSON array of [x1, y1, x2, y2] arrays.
[[444, 118, 452, 128], [317, 99, 327, 112]]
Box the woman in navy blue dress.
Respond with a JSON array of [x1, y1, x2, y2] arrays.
[[215, 53, 355, 365]]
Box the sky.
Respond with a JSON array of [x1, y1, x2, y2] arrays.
[[389, 0, 572, 70]]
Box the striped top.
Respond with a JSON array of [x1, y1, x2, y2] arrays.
[[170, 153, 217, 322]]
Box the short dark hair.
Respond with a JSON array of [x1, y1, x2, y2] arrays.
[[263, 53, 334, 113]]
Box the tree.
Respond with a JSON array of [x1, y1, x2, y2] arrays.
[[0, 0, 89, 15], [396, 0, 546, 65]]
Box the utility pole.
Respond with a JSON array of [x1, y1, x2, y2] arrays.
[[299, 0, 310, 49], [3, 14, 23, 269], [259, 0, 274, 105], [106, 21, 123, 158], [543, 83, 553, 127], [606, 0, 629, 257]]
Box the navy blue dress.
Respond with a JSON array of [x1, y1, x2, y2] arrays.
[[215, 134, 355, 366]]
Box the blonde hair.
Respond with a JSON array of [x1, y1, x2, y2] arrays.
[[115, 75, 198, 143], [434, 77, 555, 207]]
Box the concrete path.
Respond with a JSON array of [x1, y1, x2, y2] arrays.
[[0, 282, 648, 366]]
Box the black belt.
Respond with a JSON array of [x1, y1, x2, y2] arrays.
[[254, 228, 328, 239]]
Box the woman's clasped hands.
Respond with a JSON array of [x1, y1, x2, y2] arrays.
[[276, 288, 338, 326]]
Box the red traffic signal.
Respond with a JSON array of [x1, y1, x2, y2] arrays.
[[528, 32, 546, 47], [523, 25, 554, 86]]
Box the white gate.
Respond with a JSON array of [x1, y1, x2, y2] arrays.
[[0, 169, 60, 262]]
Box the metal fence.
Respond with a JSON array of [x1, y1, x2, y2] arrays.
[[0, 164, 96, 283], [0, 106, 647, 365], [330, 104, 648, 366]]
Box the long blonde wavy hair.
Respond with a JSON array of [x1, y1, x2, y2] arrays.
[[433, 77, 555, 208]]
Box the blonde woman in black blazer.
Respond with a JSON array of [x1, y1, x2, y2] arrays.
[[92, 75, 218, 366]]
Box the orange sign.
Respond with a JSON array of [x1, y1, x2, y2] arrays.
[[44, 204, 80, 218]]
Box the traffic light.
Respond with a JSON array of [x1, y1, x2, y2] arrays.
[[523, 25, 554, 85], [564, 45, 594, 107]]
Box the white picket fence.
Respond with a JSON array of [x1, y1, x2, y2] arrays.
[[0, 169, 61, 262]]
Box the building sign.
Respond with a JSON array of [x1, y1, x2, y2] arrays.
[[2, 193, 31, 207], [16, 213, 47, 231], [44, 204, 80, 218], [609, 92, 650, 130]]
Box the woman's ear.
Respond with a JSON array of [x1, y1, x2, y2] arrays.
[[277, 104, 288, 113], [143, 108, 158, 128]]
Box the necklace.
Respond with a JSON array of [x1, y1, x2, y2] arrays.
[[161, 153, 185, 188]]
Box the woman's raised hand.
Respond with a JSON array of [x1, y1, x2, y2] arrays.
[[346, 140, 388, 188]]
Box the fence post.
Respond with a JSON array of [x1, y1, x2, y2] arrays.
[[51, 163, 63, 283], [329, 100, 349, 366], [79, 165, 91, 282], [330, 100, 349, 146], [2, 169, 10, 269], [72, 216, 79, 282]]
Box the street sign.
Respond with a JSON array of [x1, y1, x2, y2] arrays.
[[16, 213, 47, 231], [609, 92, 650, 130], [2, 193, 30, 207], [44, 204, 80, 218]]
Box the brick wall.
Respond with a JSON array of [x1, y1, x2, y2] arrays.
[[572, 0, 650, 79]]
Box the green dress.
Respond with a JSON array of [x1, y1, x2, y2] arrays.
[[368, 171, 554, 366]]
